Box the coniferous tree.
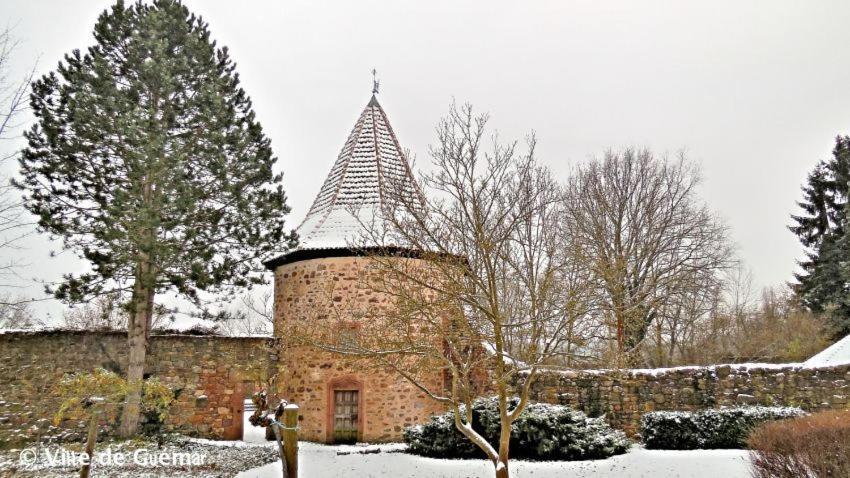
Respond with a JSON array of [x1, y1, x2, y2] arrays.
[[790, 136, 850, 336], [16, 0, 295, 436]]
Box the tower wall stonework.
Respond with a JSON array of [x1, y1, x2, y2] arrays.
[[273, 256, 445, 443]]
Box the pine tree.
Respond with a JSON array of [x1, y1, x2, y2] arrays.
[[15, 0, 295, 436], [790, 136, 850, 337]]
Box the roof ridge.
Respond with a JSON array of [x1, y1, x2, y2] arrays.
[[375, 100, 427, 208], [370, 100, 385, 207], [297, 102, 371, 234]]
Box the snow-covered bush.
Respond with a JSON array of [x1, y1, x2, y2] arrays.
[[404, 397, 630, 460], [641, 406, 806, 449]]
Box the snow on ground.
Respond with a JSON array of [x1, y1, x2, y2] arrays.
[[242, 399, 268, 444], [237, 443, 752, 478]]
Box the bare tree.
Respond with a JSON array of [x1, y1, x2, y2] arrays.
[[684, 264, 758, 364], [296, 103, 582, 478], [0, 27, 36, 298], [646, 267, 725, 367], [62, 291, 172, 330], [563, 149, 733, 366], [541, 242, 605, 368], [0, 296, 41, 328], [216, 289, 274, 336], [718, 283, 829, 363], [643, 259, 830, 366]]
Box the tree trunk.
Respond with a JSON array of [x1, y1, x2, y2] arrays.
[[493, 457, 510, 478], [495, 405, 511, 478], [118, 261, 155, 437]]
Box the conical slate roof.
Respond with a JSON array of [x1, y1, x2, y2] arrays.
[[265, 94, 422, 268]]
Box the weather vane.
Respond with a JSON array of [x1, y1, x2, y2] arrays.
[[371, 68, 380, 95]]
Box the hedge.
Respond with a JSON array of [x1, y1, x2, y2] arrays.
[[748, 410, 850, 478], [404, 397, 630, 460], [641, 406, 806, 449]]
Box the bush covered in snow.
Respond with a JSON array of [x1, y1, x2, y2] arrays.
[[404, 397, 630, 460], [641, 406, 806, 449]]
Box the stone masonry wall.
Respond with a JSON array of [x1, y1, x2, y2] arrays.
[[283, 347, 443, 443], [273, 256, 445, 443], [0, 330, 271, 448], [529, 363, 850, 437]]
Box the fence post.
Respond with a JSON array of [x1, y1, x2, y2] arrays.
[[271, 421, 287, 478], [80, 398, 104, 478], [283, 404, 299, 478]]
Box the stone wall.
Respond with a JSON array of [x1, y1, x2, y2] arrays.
[[9, 312, 845, 448], [529, 363, 850, 436], [0, 330, 272, 448], [273, 256, 445, 443]]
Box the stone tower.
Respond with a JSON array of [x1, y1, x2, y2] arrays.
[[263, 92, 443, 443]]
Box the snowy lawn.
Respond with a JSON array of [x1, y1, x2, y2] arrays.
[[237, 442, 752, 478]]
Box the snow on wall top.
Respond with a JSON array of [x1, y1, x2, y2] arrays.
[[804, 334, 850, 367], [291, 94, 422, 252], [525, 362, 806, 379]]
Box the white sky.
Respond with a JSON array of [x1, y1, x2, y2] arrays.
[[3, 0, 850, 322]]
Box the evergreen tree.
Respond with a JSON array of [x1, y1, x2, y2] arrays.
[[15, 0, 295, 436], [790, 136, 850, 336]]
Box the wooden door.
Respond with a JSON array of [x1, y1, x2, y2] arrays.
[[333, 390, 359, 443]]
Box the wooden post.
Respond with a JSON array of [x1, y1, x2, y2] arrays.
[[271, 422, 288, 478], [80, 398, 103, 478], [282, 404, 299, 478]]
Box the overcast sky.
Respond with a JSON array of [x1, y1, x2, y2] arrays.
[[3, 0, 850, 322]]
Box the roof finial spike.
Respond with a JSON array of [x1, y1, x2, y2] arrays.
[[371, 68, 380, 95]]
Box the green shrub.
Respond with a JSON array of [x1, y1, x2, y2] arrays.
[[404, 397, 630, 460], [641, 407, 806, 450], [53, 368, 174, 437]]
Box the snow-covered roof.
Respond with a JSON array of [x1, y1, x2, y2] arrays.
[[267, 94, 422, 267], [804, 334, 850, 367]]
